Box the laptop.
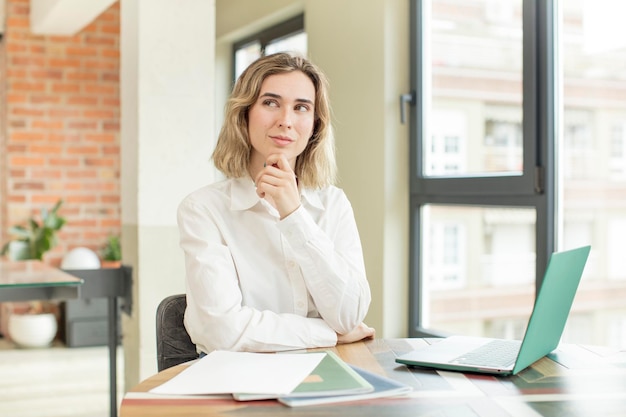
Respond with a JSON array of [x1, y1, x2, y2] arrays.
[[396, 245, 591, 376]]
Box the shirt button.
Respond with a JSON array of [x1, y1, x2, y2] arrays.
[[297, 301, 305, 308], [287, 261, 296, 269]]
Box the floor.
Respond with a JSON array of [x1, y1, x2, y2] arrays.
[[0, 337, 124, 417]]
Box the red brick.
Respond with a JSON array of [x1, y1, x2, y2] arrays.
[[66, 46, 99, 57], [32, 195, 65, 205], [10, 131, 46, 141], [6, 68, 27, 77], [30, 95, 63, 104], [10, 119, 27, 128], [102, 72, 119, 82], [71, 219, 99, 227], [102, 97, 120, 107], [84, 109, 115, 118], [67, 145, 99, 154], [32, 169, 63, 179], [8, 195, 27, 203], [67, 72, 99, 82], [6, 93, 28, 103], [62, 182, 83, 191], [103, 145, 120, 155], [101, 219, 121, 228], [32, 69, 64, 80], [85, 157, 115, 167], [30, 144, 64, 154], [12, 107, 45, 116], [101, 49, 120, 59], [85, 60, 117, 70], [66, 170, 98, 179], [7, 144, 28, 153], [11, 56, 46, 66], [6, 17, 29, 28], [47, 133, 79, 142], [52, 83, 81, 93], [103, 121, 120, 131], [49, 58, 81, 68], [85, 84, 116, 95], [6, 43, 28, 53], [49, 109, 82, 118], [66, 195, 98, 204], [9, 169, 27, 177], [10, 156, 46, 166], [10, 81, 46, 92], [101, 195, 121, 204], [85, 35, 116, 46], [67, 96, 99, 106], [85, 133, 116, 143], [101, 24, 120, 35], [67, 120, 98, 130], [32, 120, 64, 129], [49, 158, 81, 167], [14, 182, 45, 190]]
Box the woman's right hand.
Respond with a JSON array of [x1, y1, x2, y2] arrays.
[[336, 323, 376, 345]]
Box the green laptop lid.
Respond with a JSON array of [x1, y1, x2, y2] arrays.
[[513, 245, 591, 374]]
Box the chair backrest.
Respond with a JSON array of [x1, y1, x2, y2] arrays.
[[155, 294, 199, 371]]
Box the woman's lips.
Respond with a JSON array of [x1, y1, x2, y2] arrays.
[[270, 136, 293, 146]]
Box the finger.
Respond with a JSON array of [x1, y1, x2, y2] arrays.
[[266, 154, 292, 173]]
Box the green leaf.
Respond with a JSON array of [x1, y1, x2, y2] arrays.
[[1, 199, 66, 261]]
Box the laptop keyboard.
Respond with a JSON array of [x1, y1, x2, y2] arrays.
[[451, 339, 521, 368]]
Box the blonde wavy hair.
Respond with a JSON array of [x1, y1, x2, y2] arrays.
[[212, 52, 336, 188]]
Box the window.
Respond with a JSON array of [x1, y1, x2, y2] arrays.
[[233, 14, 306, 80], [409, 0, 626, 348]]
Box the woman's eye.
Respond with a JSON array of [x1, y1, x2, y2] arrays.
[[295, 104, 310, 112], [263, 99, 278, 107]]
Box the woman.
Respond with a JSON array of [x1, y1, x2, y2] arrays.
[[178, 52, 374, 354]]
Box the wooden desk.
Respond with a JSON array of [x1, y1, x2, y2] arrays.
[[120, 338, 626, 417], [0, 260, 83, 302]]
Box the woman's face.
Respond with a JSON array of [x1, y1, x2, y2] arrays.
[[247, 71, 316, 171]]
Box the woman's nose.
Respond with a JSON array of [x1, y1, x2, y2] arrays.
[[277, 109, 293, 129]]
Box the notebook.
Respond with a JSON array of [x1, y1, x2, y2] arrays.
[[278, 365, 412, 407], [396, 245, 591, 376]]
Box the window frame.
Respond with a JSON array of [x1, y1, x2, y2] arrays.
[[231, 14, 305, 81], [408, 0, 557, 337]]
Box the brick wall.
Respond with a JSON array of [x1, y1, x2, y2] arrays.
[[1, 0, 121, 266]]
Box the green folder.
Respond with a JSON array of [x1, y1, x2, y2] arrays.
[[233, 350, 373, 401]]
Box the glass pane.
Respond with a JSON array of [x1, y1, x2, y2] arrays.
[[421, 205, 536, 339], [234, 41, 262, 80], [266, 32, 308, 57], [425, 0, 523, 177], [560, 0, 626, 348]]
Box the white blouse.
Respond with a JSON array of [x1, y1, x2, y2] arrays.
[[177, 177, 371, 354]]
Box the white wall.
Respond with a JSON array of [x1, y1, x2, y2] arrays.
[[120, 0, 216, 387], [305, 0, 409, 337]]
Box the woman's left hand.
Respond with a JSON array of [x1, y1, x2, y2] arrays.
[[336, 323, 376, 345], [254, 154, 301, 219]]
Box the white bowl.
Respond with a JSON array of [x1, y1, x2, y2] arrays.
[[8, 313, 58, 348]]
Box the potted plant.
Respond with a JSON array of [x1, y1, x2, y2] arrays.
[[100, 234, 122, 268], [0, 199, 66, 348], [0, 199, 66, 261]]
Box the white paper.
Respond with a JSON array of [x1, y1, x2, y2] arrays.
[[149, 351, 326, 396]]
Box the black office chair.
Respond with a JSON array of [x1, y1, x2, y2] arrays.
[[155, 294, 199, 371]]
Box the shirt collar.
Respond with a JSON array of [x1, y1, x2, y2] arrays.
[[229, 177, 325, 212]]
